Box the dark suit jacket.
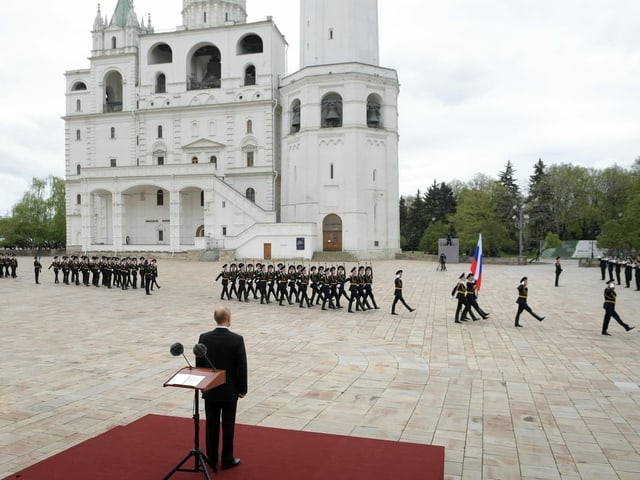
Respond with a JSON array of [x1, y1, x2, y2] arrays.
[[196, 327, 248, 402]]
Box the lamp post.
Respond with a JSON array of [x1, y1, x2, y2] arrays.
[[512, 205, 529, 260]]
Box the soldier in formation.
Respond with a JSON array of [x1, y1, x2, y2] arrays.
[[44, 255, 160, 295], [215, 262, 380, 312], [0, 253, 18, 278]]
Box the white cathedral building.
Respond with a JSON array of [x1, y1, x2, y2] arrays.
[[64, 0, 400, 260]]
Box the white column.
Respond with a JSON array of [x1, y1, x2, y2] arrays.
[[170, 189, 181, 251], [112, 191, 123, 252]]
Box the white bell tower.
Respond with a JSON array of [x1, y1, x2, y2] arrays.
[[280, 0, 400, 259], [300, 0, 379, 68]]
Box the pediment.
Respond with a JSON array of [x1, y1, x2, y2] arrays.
[[182, 138, 226, 150]]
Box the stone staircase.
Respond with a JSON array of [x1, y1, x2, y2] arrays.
[[311, 251, 360, 263]]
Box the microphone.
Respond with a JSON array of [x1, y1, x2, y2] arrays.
[[169, 342, 193, 369], [193, 343, 217, 371]]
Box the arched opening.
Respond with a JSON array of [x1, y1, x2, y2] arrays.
[[156, 73, 166, 93], [321, 93, 342, 128], [196, 225, 205, 237], [148, 43, 173, 64], [72, 82, 87, 91], [244, 65, 256, 86], [366, 93, 383, 128], [290, 99, 301, 134], [192, 156, 199, 164], [188, 45, 222, 90], [210, 155, 217, 167], [76, 99, 82, 112], [111, 36, 117, 49], [237, 34, 263, 54], [156, 189, 164, 206], [245, 187, 255, 203], [246, 119, 253, 133], [104, 71, 123, 112], [157, 125, 163, 138], [322, 214, 343, 251]]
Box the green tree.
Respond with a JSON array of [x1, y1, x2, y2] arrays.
[[418, 220, 448, 254], [449, 187, 510, 256], [48, 176, 66, 247], [541, 164, 592, 239], [405, 190, 428, 251], [498, 160, 521, 200], [527, 159, 554, 247], [423, 180, 456, 225], [0, 176, 66, 249]]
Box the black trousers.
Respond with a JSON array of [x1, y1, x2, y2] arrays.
[[515, 302, 543, 325], [602, 305, 630, 333], [392, 292, 411, 312], [204, 398, 238, 466]]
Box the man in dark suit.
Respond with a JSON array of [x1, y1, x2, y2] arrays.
[[196, 306, 248, 471]]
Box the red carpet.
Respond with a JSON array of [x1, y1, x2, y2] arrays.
[[4, 414, 444, 480]]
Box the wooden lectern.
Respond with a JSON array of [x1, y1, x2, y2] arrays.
[[163, 367, 226, 480]]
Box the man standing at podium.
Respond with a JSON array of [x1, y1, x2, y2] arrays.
[[196, 306, 248, 471]]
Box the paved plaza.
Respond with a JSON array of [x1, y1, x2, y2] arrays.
[[1, 256, 640, 479]]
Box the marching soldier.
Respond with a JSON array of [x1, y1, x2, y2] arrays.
[[336, 265, 349, 307], [81, 256, 91, 286], [228, 263, 238, 300], [321, 267, 335, 310], [130, 257, 138, 289], [265, 264, 277, 303], [277, 264, 289, 305], [287, 265, 299, 304], [465, 273, 489, 319], [48, 255, 61, 283], [10, 254, 18, 278], [70, 256, 80, 285], [347, 267, 362, 313], [602, 280, 635, 335], [237, 263, 247, 302], [90, 256, 100, 287], [391, 270, 415, 315], [309, 266, 322, 305], [514, 277, 545, 327], [363, 266, 379, 309], [298, 266, 311, 308], [451, 273, 471, 323], [33, 256, 42, 284], [246, 263, 257, 300], [216, 264, 231, 300], [61, 256, 70, 285]]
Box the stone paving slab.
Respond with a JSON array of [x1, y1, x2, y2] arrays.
[[1, 257, 639, 479]]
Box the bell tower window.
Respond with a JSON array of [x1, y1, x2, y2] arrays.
[[290, 100, 301, 134], [156, 73, 166, 93], [321, 93, 342, 128], [366, 94, 383, 128]]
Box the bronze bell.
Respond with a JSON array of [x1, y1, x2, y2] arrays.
[[367, 104, 380, 127], [325, 100, 341, 123], [291, 104, 301, 128]]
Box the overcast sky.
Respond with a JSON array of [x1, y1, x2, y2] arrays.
[[1, 0, 639, 215]]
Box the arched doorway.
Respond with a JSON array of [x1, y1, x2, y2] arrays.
[[322, 214, 342, 251]]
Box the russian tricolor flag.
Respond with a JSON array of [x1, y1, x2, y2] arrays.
[[470, 233, 483, 290]]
